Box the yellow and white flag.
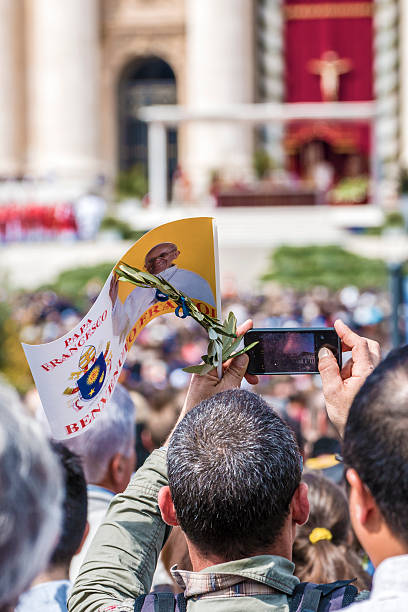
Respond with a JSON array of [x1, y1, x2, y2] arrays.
[[23, 217, 220, 439]]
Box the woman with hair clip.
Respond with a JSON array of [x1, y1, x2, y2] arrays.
[[292, 472, 371, 591]]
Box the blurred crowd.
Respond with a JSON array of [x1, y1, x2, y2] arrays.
[[11, 279, 391, 466], [1, 274, 406, 612], [0, 202, 78, 242], [0, 191, 106, 243]]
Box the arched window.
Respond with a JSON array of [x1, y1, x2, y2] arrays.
[[117, 56, 177, 195]]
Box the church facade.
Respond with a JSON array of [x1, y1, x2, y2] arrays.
[[0, 0, 404, 203]]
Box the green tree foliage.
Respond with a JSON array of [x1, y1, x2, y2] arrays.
[[115, 164, 148, 200], [262, 245, 388, 291], [253, 149, 273, 180], [99, 216, 146, 241], [0, 301, 33, 394], [41, 262, 115, 311]]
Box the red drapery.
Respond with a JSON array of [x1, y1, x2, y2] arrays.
[[284, 0, 374, 103], [284, 0, 373, 181]]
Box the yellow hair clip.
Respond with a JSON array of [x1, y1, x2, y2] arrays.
[[309, 527, 332, 544]]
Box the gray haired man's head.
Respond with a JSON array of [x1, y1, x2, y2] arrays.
[[0, 385, 63, 610], [64, 383, 136, 493], [167, 389, 303, 560]]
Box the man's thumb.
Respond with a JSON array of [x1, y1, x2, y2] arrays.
[[318, 347, 333, 361], [318, 347, 341, 388], [224, 353, 249, 387]]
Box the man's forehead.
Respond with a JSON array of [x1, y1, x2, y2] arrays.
[[145, 242, 177, 260]]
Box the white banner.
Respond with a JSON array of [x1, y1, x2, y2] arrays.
[[23, 217, 219, 439]]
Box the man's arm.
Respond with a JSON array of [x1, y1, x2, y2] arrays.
[[68, 321, 254, 612], [318, 319, 381, 437], [68, 448, 170, 612]]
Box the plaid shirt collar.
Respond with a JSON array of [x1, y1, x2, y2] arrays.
[[171, 555, 299, 600]]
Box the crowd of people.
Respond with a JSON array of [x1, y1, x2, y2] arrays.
[[0, 189, 106, 243], [2, 313, 408, 611], [0, 201, 78, 242], [11, 280, 390, 459], [1, 275, 406, 611]]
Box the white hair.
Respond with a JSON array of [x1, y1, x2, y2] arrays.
[[0, 385, 63, 608], [64, 383, 135, 483]]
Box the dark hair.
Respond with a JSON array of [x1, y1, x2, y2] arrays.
[[167, 389, 302, 560], [49, 442, 88, 567], [293, 473, 371, 590], [343, 345, 408, 545]]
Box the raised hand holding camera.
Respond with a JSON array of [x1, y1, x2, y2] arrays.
[[318, 319, 381, 437]]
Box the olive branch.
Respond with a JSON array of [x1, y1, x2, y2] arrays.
[[115, 263, 258, 375]]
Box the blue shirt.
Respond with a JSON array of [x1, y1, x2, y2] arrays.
[[16, 579, 71, 612]]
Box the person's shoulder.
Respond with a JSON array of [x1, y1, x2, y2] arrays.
[[176, 267, 200, 277], [176, 268, 210, 283]]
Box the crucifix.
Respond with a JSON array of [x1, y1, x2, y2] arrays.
[[308, 50, 353, 102]]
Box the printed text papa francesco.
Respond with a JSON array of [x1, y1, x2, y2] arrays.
[[40, 311, 108, 372]]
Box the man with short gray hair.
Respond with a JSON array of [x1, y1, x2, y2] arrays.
[[69, 320, 378, 612], [0, 385, 62, 612], [65, 383, 136, 581]]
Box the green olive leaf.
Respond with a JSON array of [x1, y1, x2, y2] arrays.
[[208, 328, 218, 340], [229, 341, 259, 359], [116, 265, 248, 376], [222, 334, 243, 359], [183, 363, 215, 375]]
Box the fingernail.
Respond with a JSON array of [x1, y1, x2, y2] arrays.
[[318, 347, 331, 359]]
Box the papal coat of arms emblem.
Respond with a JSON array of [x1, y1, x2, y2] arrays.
[[64, 342, 111, 408]]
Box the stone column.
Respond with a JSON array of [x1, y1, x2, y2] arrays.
[[148, 122, 168, 209], [399, 0, 408, 171], [185, 0, 254, 199], [374, 0, 399, 182], [26, 0, 101, 189], [0, 0, 24, 176], [256, 0, 285, 168]]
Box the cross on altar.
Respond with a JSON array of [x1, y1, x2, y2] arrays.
[[308, 50, 352, 102]]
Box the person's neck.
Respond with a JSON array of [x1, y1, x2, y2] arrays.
[[187, 528, 293, 572], [31, 563, 70, 586], [93, 477, 115, 495], [368, 527, 408, 569]]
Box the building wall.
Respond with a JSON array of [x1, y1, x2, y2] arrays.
[[100, 0, 186, 180], [0, 0, 404, 201], [0, 0, 26, 176], [0, 0, 187, 192]]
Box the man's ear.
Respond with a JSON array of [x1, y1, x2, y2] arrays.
[[291, 482, 309, 526], [158, 486, 179, 527], [346, 468, 376, 526], [173, 250, 180, 262], [75, 521, 90, 555], [111, 452, 125, 486]]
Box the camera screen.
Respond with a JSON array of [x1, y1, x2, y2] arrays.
[[262, 332, 316, 373], [245, 329, 340, 374]]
